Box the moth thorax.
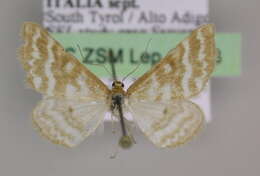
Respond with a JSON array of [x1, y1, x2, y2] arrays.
[[112, 93, 124, 104], [119, 135, 133, 149]]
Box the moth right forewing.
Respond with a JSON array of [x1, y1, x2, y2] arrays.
[[127, 24, 216, 101]]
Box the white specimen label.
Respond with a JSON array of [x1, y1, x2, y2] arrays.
[[43, 0, 209, 33]]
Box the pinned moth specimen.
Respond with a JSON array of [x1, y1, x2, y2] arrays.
[[19, 22, 216, 149]]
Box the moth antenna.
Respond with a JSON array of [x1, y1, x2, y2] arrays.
[[131, 77, 137, 82], [76, 44, 85, 61], [76, 44, 113, 77], [90, 63, 112, 77], [122, 63, 141, 82], [122, 38, 153, 82]]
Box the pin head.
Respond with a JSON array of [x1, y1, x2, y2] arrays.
[[119, 135, 133, 149]]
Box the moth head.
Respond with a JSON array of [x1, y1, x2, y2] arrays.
[[112, 81, 124, 89]]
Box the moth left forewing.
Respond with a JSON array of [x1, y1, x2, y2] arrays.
[[128, 99, 204, 148], [19, 22, 110, 100], [127, 24, 216, 101]]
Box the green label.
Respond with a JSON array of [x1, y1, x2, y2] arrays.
[[53, 33, 241, 78]]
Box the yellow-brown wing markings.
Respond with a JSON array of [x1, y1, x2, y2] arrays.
[[127, 24, 216, 101], [129, 100, 204, 148], [32, 97, 108, 147], [19, 22, 110, 100]]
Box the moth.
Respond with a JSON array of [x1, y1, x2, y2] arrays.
[[19, 22, 216, 149]]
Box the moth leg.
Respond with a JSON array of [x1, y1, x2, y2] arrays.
[[110, 113, 117, 134], [109, 143, 119, 159], [125, 119, 137, 144], [109, 115, 120, 159]]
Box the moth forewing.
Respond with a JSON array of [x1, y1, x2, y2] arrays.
[[127, 24, 216, 101], [19, 22, 110, 99]]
